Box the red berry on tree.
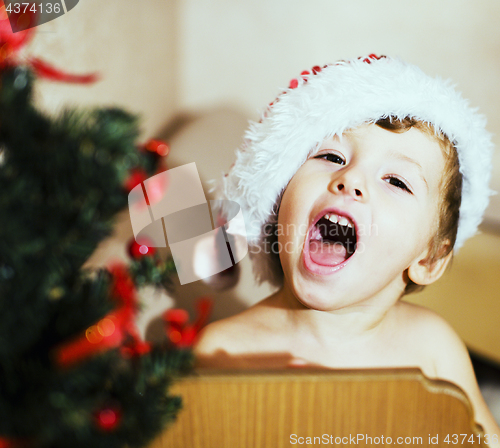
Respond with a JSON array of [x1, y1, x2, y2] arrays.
[[123, 168, 147, 192], [144, 139, 170, 157], [127, 238, 155, 259]]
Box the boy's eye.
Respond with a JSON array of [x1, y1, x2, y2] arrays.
[[314, 153, 345, 165], [385, 176, 412, 194]]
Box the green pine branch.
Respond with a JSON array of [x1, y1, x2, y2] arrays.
[[0, 65, 191, 448]]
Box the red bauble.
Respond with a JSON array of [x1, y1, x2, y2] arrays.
[[95, 406, 122, 432], [127, 238, 156, 259]]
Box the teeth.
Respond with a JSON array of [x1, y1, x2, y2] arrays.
[[338, 217, 349, 226], [323, 213, 353, 228]]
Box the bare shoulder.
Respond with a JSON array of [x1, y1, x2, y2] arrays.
[[395, 301, 473, 376], [194, 295, 281, 359], [395, 301, 500, 438], [194, 311, 256, 357], [395, 300, 454, 331]]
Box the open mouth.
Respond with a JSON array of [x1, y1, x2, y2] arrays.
[[308, 212, 357, 267]]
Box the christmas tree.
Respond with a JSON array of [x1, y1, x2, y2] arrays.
[[0, 5, 196, 447]]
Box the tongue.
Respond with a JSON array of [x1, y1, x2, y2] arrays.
[[309, 240, 347, 266]]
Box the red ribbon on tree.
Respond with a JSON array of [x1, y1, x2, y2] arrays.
[[123, 168, 148, 193], [0, 437, 18, 448], [27, 57, 98, 83], [0, 435, 32, 448], [163, 297, 213, 348], [54, 264, 151, 367], [124, 139, 170, 216], [0, 0, 98, 82]]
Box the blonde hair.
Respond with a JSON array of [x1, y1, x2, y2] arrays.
[[375, 116, 462, 294]]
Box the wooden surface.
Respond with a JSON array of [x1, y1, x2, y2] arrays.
[[149, 369, 487, 448]]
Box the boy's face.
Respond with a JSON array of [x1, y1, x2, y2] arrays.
[[277, 123, 446, 310]]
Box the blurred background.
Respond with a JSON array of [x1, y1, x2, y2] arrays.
[[21, 0, 500, 387]]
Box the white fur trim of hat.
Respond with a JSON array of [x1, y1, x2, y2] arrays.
[[220, 55, 495, 285]]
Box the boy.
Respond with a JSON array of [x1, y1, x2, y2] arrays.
[[195, 55, 500, 439]]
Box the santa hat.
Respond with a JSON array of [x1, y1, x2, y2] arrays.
[[220, 55, 494, 286]]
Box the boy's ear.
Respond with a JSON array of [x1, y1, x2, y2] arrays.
[[407, 241, 453, 286]]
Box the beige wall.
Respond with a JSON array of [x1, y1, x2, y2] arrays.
[[177, 0, 500, 221], [24, 0, 178, 140]]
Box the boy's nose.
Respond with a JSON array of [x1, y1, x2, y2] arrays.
[[329, 171, 369, 201]]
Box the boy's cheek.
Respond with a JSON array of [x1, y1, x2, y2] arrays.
[[276, 221, 309, 242]]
